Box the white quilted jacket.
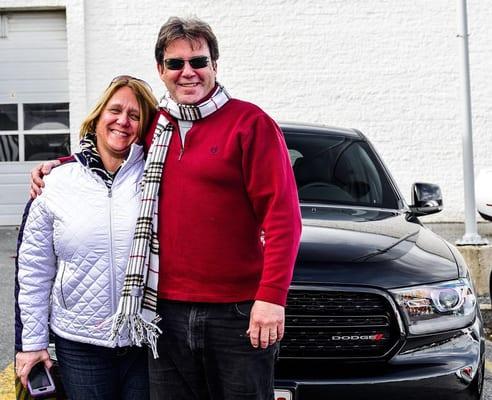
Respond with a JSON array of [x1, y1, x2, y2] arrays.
[[17, 144, 144, 351]]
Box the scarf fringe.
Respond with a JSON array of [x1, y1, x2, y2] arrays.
[[109, 312, 163, 359]]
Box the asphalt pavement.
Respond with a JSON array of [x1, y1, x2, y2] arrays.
[[0, 227, 17, 399], [0, 227, 16, 370]]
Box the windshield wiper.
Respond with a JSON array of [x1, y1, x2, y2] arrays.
[[351, 230, 419, 262]]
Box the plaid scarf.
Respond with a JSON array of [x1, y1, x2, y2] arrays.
[[160, 83, 231, 121], [109, 83, 231, 358], [76, 133, 118, 188]]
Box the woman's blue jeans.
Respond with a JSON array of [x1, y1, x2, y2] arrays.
[[54, 334, 149, 400]]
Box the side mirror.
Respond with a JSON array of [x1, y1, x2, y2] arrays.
[[409, 182, 443, 216]]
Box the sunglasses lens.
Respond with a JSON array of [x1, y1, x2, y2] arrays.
[[164, 59, 185, 70], [189, 57, 209, 69], [164, 57, 209, 70]]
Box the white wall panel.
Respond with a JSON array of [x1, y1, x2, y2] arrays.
[[0, 10, 68, 226], [1, 1, 491, 222]]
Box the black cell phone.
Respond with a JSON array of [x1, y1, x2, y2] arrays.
[[27, 362, 56, 398]]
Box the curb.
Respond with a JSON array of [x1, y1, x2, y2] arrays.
[[480, 303, 492, 332]]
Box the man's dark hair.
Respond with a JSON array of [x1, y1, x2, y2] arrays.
[[154, 17, 219, 65]]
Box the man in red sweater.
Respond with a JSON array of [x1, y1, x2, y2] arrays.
[[147, 17, 301, 400], [31, 16, 301, 400]]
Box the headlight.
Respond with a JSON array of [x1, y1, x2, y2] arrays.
[[390, 279, 476, 335]]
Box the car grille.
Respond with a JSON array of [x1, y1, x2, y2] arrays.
[[280, 288, 401, 359]]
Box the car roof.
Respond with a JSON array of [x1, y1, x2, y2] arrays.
[[279, 121, 363, 139]]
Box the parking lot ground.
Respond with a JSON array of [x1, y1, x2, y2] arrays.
[[0, 226, 17, 399], [0, 363, 14, 399], [0, 227, 16, 372]]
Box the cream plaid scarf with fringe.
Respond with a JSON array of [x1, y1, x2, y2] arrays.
[[108, 84, 231, 358]]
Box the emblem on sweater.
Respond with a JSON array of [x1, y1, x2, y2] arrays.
[[210, 146, 219, 154]]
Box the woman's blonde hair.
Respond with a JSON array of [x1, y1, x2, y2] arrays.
[[79, 76, 158, 141]]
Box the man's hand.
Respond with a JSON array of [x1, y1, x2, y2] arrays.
[[15, 349, 52, 387], [246, 300, 285, 349], [30, 160, 60, 198]]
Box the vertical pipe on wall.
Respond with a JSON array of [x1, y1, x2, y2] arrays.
[[455, 0, 488, 245]]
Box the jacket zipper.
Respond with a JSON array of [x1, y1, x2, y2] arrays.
[[178, 122, 191, 160], [178, 134, 186, 160], [108, 186, 117, 319], [107, 156, 134, 319]]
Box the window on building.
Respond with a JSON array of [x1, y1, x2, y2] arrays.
[[0, 102, 70, 162]]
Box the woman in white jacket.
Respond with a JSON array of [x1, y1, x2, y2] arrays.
[[15, 76, 157, 400]]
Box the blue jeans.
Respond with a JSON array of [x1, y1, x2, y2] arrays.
[[54, 335, 149, 400], [148, 300, 278, 400]]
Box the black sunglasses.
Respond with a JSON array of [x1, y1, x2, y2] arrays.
[[163, 56, 210, 71], [110, 75, 152, 92]]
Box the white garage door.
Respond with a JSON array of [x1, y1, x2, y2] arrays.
[[0, 10, 69, 226]]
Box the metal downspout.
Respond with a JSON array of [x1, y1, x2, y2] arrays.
[[455, 0, 488, 246]]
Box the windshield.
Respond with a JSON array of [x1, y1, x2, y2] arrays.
[[284, 131, 399, 209]]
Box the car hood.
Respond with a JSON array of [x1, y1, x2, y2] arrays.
[[294, 205, 458, 289]]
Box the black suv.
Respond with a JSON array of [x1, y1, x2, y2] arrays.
[[274, 123, 484, 400]]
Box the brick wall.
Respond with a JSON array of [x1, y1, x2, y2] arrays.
[[5, 0, 490, 221]]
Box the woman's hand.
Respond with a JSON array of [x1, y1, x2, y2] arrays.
[[15, 349, 53, 387]]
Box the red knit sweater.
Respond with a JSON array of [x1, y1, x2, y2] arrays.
[[145, 98, 301, 306]]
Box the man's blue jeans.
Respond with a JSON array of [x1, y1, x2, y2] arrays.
[[148, 300, 278, 400], [54, 334, 149, 400]]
